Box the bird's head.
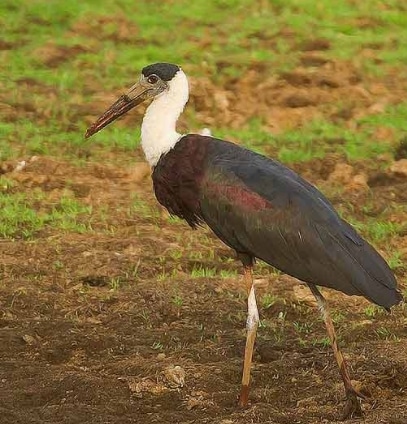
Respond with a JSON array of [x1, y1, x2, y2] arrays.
[[85, 62, 182, 138]]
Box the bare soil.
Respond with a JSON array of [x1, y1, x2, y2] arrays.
[[1, 38, 407, 424]]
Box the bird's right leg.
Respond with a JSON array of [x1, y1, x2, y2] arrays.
[[237, 254, 259, 408], [308, 283, 365, 419]]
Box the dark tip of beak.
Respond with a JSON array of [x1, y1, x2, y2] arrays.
[[84, 93, 142, 139], [84, 128, 94, 139], [85, 121, 104, 138]]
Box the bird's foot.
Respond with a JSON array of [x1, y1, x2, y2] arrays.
[[237, 384, 250, 408], [340, 388, 366, 420]]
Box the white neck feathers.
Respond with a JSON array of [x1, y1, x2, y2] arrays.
[[141, 70, 189, 166]]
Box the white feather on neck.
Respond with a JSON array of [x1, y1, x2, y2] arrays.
[[141, 70, 189, 167]]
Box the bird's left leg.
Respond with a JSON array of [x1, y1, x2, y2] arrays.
[[237, 254, 259, 408], [308, 283, 365, 419]]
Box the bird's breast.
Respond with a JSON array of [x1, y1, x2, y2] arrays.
[[151, 135, 211, 227]]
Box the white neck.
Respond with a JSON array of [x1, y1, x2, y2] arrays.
[[141, 70, 189, 166]]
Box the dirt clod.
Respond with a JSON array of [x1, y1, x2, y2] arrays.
[[390, 159, 407, 177], [163, 365, 186, 388]]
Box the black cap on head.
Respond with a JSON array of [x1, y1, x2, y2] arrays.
[[142, 63, 180, 81]]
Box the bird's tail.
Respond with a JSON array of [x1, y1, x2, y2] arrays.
[[332, 221, 403, 309]]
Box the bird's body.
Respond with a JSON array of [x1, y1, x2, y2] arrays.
[[86, 62, 402, 419], [153, 134, 400, 309]]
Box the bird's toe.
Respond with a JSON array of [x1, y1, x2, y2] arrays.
[[237, 385, 250, 408], [340, 391, 363, 420]]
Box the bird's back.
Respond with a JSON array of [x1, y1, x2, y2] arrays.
[[153, 135, 402, 309]]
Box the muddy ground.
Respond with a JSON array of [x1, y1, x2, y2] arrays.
[[1, 37, 407, 424]]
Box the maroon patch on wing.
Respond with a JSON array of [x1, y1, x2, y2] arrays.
[[211, 183, 272, 211]]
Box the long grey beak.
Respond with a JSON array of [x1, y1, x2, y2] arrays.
[[85, 82, 151, 138]]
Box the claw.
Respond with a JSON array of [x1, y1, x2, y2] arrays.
[[237, 384, 250, 408], [340, 389, 364, 420]]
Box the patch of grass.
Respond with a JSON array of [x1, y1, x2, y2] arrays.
[[359, 102, 407, 135], [293, 321, 313, 334], [218, 114, 397, 164], [367, 222, 402, 242], [331, 310, 346, 324], [312, 336, 331, 348], [171, 293, 184, 317], [260, 293, 278, 310], [169, 249, 183, 261], [129, 194, 160, 220], [364, 304, 384, 318], [216, 118, 272, 155], [50, 196, 93, 233], [350, 219, 402, 243], [277, 119, 394, 163], [0, 192, 46, 238], [0, 176, 16, 191], [0, 191, 93, 239], [139, 309, 152, 328], [219, 269, 238, 278], [375, 326, 399, 341], [151, 341, 164, 351], [2, 0, 407, 164], [109, 276, 123, 291], [386, 251, 405, 272], [52, 260, 64, 270], [190, 265, 217, 278], [189, 264, 236, 279], [171, 293, 183, 308]]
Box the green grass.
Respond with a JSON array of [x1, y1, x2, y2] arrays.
[[1, 1, 407, 286], [190, 265, 217, 278], [217, 109, 407, 163], [129, 194, 160, 220], [260, 293, 278, 310], [350, 218, 403, 243], [364, 304, 384, 318], [0, 191, 92, 238], [359, 103, 407, 136], [387, 251, 405, 272], [2, 0, 407, 162]]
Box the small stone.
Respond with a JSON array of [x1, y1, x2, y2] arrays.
[[300, 53, 329, 67], [327, 163, 368, 192], [186, 398, 201, 410], [163, 365, 186, 388], [350, 380, 366, 395], [390, 159, 407, 177], [293, 284, 317, 306], [327, 163, 353, 185], [22, 334, 36, 345], [125, 377, 167, 396], [346, 173, 369, 192], [14, 161, 26, 172], [281, 92, 316, 108], [85, 317, 102, 324], [157, 353, 166, 360], [199, 128, 212, 136]]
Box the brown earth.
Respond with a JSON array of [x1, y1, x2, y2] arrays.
[[1, 38, 407, 424]]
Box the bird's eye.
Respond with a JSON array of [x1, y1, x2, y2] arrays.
[[147, 75, 159, 84]]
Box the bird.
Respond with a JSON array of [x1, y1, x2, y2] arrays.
[[85, 62, 403, 419]]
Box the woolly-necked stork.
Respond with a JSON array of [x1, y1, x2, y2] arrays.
[[86, 63, 402, 418]]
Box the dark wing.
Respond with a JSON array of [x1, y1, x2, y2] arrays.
[[199, 139, 402, 309]]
